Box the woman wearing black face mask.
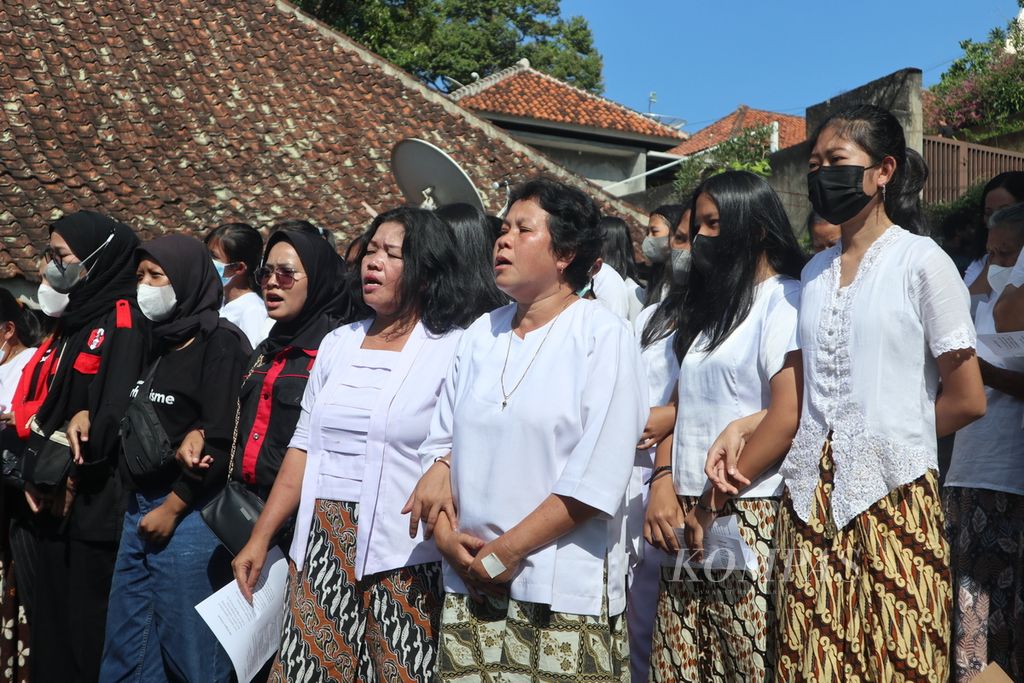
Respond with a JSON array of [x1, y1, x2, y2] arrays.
[[709, 105, 986, 681], [643, 171, 804, 682], [19, 210, 149, 683]]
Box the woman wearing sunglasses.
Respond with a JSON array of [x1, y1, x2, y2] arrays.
[[179, 228, 351, 506], [18, 211, 149, 683], [233, 207, 496, 682]]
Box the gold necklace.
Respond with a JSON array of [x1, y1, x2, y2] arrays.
[[499, 301, 571, 410]]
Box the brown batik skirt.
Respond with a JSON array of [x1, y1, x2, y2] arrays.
[[270, 499, 444, 683], [773, 440, 952, 682]]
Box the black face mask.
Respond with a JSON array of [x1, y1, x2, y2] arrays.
[[807, 164, 879, 225], [690, 234, 724, 276]]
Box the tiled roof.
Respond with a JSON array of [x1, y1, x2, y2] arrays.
[[451, 61, 686, 144], [668, 106, 806, 156], [0, 1, 647, 280]]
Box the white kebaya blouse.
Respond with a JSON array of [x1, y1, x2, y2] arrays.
[[289, 319, 462, 578], [420, 299, 647, 617], [672, 275, 800, 499], [780, 227, 976, 530]]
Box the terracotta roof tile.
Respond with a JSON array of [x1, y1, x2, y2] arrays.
[[451, 63, 686, 143], [669, 105, 806, 157], [0, 0, 647, 279]]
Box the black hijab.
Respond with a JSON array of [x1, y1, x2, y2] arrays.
[[258, 230, 348, 355], [51, 210, 139, 333], [136, 234, 224, 348]]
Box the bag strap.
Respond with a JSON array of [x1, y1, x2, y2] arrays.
[[226, 353, 265, 483]]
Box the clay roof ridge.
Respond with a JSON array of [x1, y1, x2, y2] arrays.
[[523, 66, 686, 140], [447, 59, 530, 101]]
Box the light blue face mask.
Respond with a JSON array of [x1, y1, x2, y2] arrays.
[[212, 259, 235, 287], [576, 280, 593, 298]]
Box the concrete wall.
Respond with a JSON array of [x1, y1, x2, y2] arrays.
[[533, 144, 646, 197], [806, 68, 923, 153], [770, 68, 924, 238]]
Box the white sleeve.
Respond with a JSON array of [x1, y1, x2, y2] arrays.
[[551, 319, 648, 517], [759, 283, 800, 380], [914, 247, 977, 358], [287, 332, 336, 451], [418, 335, 461, 470], [593, 265, 630, 319]]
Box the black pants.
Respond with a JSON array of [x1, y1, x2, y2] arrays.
[[31, 522, 117, 683]]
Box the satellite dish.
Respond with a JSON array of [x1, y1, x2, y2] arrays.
[[391, 138, 484, 212]]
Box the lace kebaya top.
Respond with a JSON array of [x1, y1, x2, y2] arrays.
[[779, 227, 976, 530]]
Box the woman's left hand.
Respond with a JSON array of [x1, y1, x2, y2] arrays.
[[466, 535, 523, 585], [637, 405, 675, 451], [138, 497, 187, 545], [681, 494, 721, 564]]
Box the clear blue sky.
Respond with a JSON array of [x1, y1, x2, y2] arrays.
[[560, 0, 1020, 133]]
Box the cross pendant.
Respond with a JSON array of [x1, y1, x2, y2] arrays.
[[501, 400, 507, 410]]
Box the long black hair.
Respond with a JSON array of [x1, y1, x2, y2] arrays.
[[599, 216, 640, 282], [434, 203, 508, 312], [347, 206, 488, 334], [644, 204, 686, 306], [669, 171, 806, 362], [811, 104, 929, 234], [204, 222, 264, 292]]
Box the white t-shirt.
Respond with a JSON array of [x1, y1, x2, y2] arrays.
[[592, 263, 631, 320], [672, 275, 800, 499], [781, 227, 976, 530], [420, 300, 648, 617], [220, 291, 271, 349], [964, 255, 988, 287], [946, 292, 1024, 494], [0, 346, 35, 410], [625, 277, 645, 322]]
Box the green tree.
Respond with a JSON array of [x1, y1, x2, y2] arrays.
[[925, 2, 1024, 138], [673, 125, 773, 199], [296, 0, 604, 93]]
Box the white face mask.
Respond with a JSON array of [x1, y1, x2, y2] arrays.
[[37, 281, 70, 318], [137, 283, 177, 322], [988, 264, 1014, 296]]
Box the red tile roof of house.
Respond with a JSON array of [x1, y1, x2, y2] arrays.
[[669, 106, 806, 156], [0, 1, 648, 280], [451, 61, 687, 145]]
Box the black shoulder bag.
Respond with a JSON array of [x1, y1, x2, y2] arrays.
[[120, 358, 177, 479], [20, 341, 72, 490], [201, 355, 269, 556]]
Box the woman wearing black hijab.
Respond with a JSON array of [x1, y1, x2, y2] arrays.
[[19, 210, 149, 683], [99, 234, 246, 683], [232, 230, 347, 500]]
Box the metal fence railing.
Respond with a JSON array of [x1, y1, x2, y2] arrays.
[[923, 135, 1024, 205]]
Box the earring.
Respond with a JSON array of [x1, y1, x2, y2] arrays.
[[881, 184, 887, 202]]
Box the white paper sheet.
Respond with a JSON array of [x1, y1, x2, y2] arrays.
[[673, 515, 758, 574], [195, 547, 288, 683], [978, 331, 1024, 358]]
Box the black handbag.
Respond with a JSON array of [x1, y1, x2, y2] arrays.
[[201, 354, 267, 556], [21, 417, 73, 489], [120, 358, 176, 479]]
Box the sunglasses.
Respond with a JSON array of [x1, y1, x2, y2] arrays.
[[257, 266, 306, 289]]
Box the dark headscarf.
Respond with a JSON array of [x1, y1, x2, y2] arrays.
[[51, 210, 139, 333], [259, 230, 348, 355], [37, 211, 141, 433], [136, 234, 224, 347]]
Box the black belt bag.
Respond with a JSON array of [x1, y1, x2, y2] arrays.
[[21, 417, 72, 489], [120, 358, 176, 479]]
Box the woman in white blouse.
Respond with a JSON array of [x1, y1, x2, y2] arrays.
[[417, 178, 646, 681], [643, 171, 805, 682], [713, 105, 986, 681], [232, 207, 495, 682], [944, 203, 1024, 682]]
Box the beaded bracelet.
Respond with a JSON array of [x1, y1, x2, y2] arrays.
[[645, 465, 672, 485]]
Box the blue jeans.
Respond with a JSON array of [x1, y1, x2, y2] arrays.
[[100, 490, 233, 683]]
